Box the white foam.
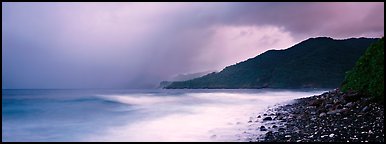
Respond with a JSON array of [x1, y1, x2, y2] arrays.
[[96, 94, 181, 105], [83, 90, 326, 142]]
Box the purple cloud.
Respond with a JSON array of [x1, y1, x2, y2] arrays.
[[2, 2, 384, 89]]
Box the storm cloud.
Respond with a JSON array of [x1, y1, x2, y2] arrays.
[[2, 2, 384, 89]]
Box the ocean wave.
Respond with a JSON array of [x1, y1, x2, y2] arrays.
[[95, 94, 182, 106]]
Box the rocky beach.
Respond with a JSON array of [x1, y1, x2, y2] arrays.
[[241, 89, 384, 142]]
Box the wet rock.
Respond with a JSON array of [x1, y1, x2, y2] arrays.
[[265, 131, 273, 136], [329, 133, 335, 138], [278, 128, 286, 132], [251, 89, 384, 142], [362, 106, 369, 112], [327, 109, 343, 115], [340, 108, 349, 114], [325, 104, 333, 109], [285, 135, 291, 138], [309, 99, 324, 107], [260, 126, 267, 131], [345, 102, 353, 107], [263, 117, 272, 121]]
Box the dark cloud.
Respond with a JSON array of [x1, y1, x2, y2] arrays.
[[2, 2, 384, 89]]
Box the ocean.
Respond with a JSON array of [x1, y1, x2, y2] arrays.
[[2, 89, 327, 142]]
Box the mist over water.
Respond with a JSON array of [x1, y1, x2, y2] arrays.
[[2, 89, 327, 142]]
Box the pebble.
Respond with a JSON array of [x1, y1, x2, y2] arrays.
[[249, 89, 384, 142], [285, 135, 291, 138], [325, 104, 333, 109], [329, 133, 335, 138], [345, 102, 353, 107], [362, 106, 369, 112]]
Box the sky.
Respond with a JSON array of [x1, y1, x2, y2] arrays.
[[2, 2, 384, 89]]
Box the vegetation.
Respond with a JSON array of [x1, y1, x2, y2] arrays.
[[342, 38, 384, 103], [165, 37, 379, 89]]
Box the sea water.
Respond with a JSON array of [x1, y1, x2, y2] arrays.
[[2, 89, 327, 142]]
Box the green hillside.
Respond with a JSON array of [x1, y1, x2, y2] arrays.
[[342, 38, 384, 103], [165, 37, 379, 89]]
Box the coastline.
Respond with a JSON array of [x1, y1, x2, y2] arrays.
[[242, 89, 384, 142]]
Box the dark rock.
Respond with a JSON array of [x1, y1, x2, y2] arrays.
[[340, 108, 349, 114], [329, 133, 334, 138], [251, 89, 384, 142], [362, 106, 369, 112], [278, 128, 286, 132], [257, 115, 261, 118], [260, 126, 267, 131], [263, 117, 272, 121], [309, 98, 324, 107], [345, 102, 353, 107], [327, 109, 344, 115], [325, 104, 333, 109], [342, 93, 360, 102]]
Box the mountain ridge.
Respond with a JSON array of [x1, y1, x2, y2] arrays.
[[164, 37, 379, 89]]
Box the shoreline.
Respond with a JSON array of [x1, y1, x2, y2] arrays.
[[241, 89, 384, 142]]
